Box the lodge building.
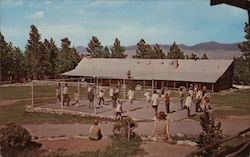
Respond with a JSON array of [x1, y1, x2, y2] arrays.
[[63, 58, 234, 92]]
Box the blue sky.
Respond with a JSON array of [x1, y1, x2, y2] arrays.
[[0, 0, 248, 50]]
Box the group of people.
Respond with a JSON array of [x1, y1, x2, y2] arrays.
[[181, 85, 211, 116], [88, 111, 172, 142], [56, 84, 80, 107]]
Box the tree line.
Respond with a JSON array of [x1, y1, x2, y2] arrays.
[[1, 24, 248, 85]]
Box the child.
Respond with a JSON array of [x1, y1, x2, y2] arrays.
[[203, 92, 211, 110], [88, 89, 94, 109], [185, 93, 192, 117], [152, 90, 160, 118], [164, 92, 170, 114], [144, 90, 151, 108], [89, 119, 102, 140], [127, 88, 134, 110], [115, 99, 123, 120], [179, 88, 185, 110], [74, 91, 79, 107], [98, 89, 105, 106]]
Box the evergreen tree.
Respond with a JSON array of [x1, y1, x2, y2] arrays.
[[166, 41, 185, 59], [110, 38, 127, 58], [201, 53, 208, 59], [26, 25, 43, 79], [86, 36, 108, 58], [197, 111, 223, 156], [133, 39, 153, 59], [103, 46, 111, 58], [0, 32, 12, 81], [238, 23, 250, 84], [152, 44, 166, 59], [42, 38, 59, 78], [9, 47, 27, 81], [0, 33, 27, 81], [186, 53, 199, 60], [57, 37, 81, 73]]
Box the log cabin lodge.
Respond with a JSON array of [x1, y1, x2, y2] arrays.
[[63, 58, 234, 92]]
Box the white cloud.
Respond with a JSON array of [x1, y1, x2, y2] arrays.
[[44, 0, 51, 5], [26, 11, 44, 19], [1, 0, 23, 6], [90, 0, 127, 7]]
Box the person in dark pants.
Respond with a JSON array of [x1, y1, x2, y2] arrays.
[[164, 92, 170, 113], [88, 89, 94, 109], [185, 93, 192, 117], [195, 88, 203, 112], [98, 90, 105, 106], [179, 88, 184, 110]]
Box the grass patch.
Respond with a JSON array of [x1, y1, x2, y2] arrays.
[[79, 136, 144, 157], [211, 89, 249, 109], [0, 86, 32, 100], [0, 101, 91, 125], [210, 89, 250, 117], [213, 109, 249, 117]]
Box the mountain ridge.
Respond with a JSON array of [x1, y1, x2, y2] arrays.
[[76, 41, 241, 59]]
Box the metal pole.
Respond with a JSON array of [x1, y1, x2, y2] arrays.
[[31, 81, 34, 107], [94, 77, 97, 115], [78, 79, 80, 99], [152, 80, 154, 93], [123, 79, 126, 99], [61, 82, 63, 110]]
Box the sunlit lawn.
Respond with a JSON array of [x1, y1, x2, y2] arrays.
[[0, 100, 91, 125]]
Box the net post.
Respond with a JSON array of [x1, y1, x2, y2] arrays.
[[78, 79, 80, 98], [60, 82, 63, 110], [31, 80, 34, 107], [94, 77, 98, 115], [123, 78, 126, 99]]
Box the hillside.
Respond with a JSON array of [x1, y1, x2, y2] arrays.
[[76, 41, 241, 59]]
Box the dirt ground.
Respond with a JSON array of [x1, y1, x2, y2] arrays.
[[138, 141, 197, 157], [39, 138, 111, 155]]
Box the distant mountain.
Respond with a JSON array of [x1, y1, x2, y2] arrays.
[[76, 41, 241, 59], [75, 46, 86, 53]]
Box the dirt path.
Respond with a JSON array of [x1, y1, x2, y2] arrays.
[[138, 141, 197, 157], [0, 100, 18, 108]]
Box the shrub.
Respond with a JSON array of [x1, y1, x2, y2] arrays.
[[197, 111, 223, 156], [0, 123, 32, 157]]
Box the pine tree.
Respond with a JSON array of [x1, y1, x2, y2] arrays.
[[238, 23, 250, 84], [110, 38, 127, 58], [166, 41, 185, 59], [102, 46, 111, 58], [201, 53, 208, 59], [0, 32, 12, 81], [57, 37, 81, 73], [197, 111, 223, 156], [0, 32, 27, 81], [26, 25, 43, 79], [133, 39, 153, 59], [86, 36, 108, 58], [42, 38, 59, 78], [152, 44, 166, 59]]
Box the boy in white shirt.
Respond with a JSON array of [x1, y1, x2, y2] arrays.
[[98, 90, 105, 106], [115, 99, 123, 120], [144, 90, 151, 108], [151, 90, 160, 117], [127, 88, 134, 110]]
